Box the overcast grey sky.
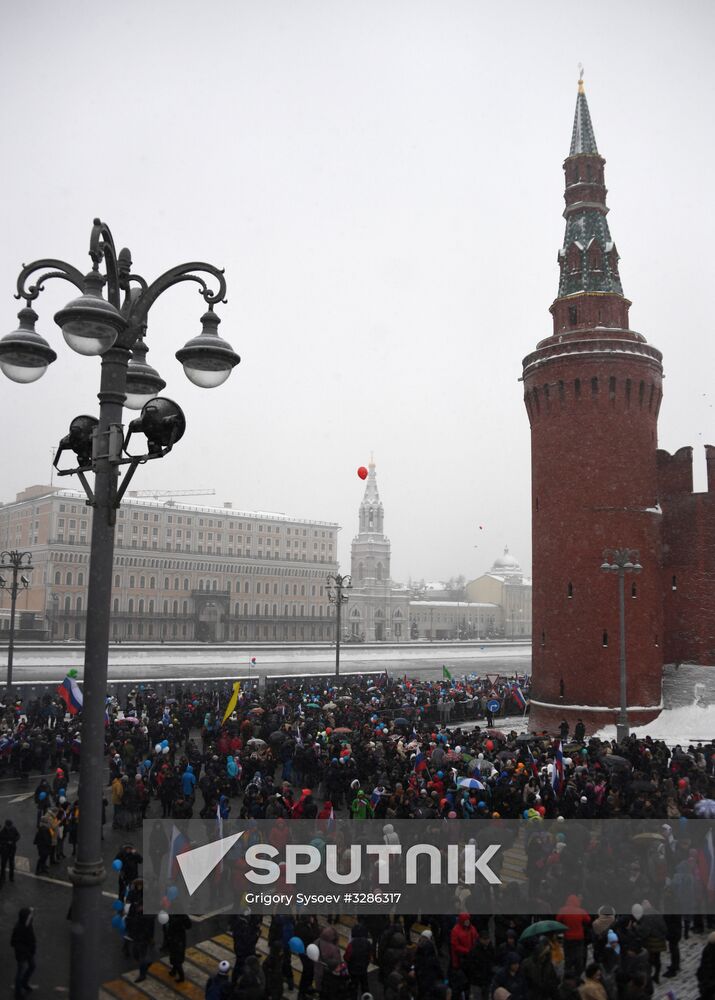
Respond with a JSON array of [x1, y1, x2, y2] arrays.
[[1, 1, 713, 583]]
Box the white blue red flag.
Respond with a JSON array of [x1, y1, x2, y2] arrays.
[[512, 684, 527, 711], [552, 740, 564, 796], [57, 675, 83, 715]]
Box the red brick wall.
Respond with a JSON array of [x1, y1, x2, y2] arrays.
[[524, 325, 664, 730], [659, 446, 715, 665]]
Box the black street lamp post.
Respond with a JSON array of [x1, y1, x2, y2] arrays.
[[326, 572, 351, 679], [0, 549, 32, 690], [600, 547, 642, 744], [48, 590, 59, 643], [0, 219, 240, 999]]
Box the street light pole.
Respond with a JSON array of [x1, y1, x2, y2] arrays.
[[0, 219, 240, 999], [326, 572, 351, 680], [48, 591, 59, 643], [600, 547, 642, 744], [0, 550, 32, 691]]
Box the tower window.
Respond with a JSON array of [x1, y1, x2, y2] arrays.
[[625, 379, 632, 406], [609, 376, 616, 400], [655, 634, 659, 647], [639, 381, 645, 406], [591, 377, 599, 396], [602, 630, 608, 647], [575, 378, 581, 399], [558, 380, 565, 403], [672, 575, 677, 591], [568, 305, 578, 325], [540, 630, 545, 648], [567, 582, 573, 599], [535, 497, 539, 512], [631, 582, 637, 598]]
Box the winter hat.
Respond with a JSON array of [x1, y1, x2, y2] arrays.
[[420, 929, 433, 938], [218, 959, 230, 974]]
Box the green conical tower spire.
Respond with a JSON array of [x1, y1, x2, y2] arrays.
[[570, 72, 599, 155], [557, 73, 623, 298]]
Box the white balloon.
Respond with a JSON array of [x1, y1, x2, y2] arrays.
[[154, 744, 162, 753], [631, 903, 644, 921], [162, 746, 170, 754], [158, 910, 170, 925], [306, 943, 320, 962]]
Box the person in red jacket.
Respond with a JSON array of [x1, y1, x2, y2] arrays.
[[450, 912, 478, 970], [555, 892, 591, 974]]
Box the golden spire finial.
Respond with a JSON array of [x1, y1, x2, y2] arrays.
[[578, 63, 585, 94]]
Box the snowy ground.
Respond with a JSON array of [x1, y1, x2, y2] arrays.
[[595, 663, 715, 745]]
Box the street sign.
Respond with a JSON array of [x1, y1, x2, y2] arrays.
[[486, 673, 500, 685], [486, 699, 501, 714]]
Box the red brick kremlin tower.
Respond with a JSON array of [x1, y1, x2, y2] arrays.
[[522, 76, 665, 733]]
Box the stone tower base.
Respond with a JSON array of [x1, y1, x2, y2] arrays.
[[528, 700, 662, 739]]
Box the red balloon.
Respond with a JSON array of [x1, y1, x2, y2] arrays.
[[357, 466, 368, 480]]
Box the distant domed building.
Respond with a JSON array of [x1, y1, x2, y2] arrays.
[[465, 547, 532, 638]]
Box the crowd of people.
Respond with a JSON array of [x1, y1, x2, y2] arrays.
[[3, 669, 715, 998]]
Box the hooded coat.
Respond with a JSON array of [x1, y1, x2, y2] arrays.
[[450, 913, 478, 969], [556, 895, 591, 941], [315, 925, 341, 989], [345, 923, 372, 978]]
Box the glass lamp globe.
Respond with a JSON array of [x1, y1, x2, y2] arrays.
[[54, 270, 126, 356], [0, 307, 57, 383], [175, 309, 239, 388], [124, 335, 166, 410]]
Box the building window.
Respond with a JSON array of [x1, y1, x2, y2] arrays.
[[631, 582, 637, 598], [671, 575, 677, 591], [567, 582, 573, 599], [602, 630, 608, 647]]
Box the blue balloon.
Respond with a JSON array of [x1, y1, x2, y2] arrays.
[[38, 791, 47, 801], [167, 885, 179, 901], [289, 936, 305, 955], [111, 915, 125, 931], [161, 739, 169, 748], [112, 899, 124, 912], [112, 859, 123, 871]]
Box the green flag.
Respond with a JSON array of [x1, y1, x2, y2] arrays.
[[442, 665, 452, 680]]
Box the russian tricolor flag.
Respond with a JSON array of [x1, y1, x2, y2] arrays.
[[512, 684, 527, 711], [167, 824, 192, 880], [414, 752, 428, 773], [57, 675, 83, 715], [552, 740, 564, 796]]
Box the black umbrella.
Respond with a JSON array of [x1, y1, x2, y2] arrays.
[[601, 755, 632, 770], [394, 717, 410, 727]]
